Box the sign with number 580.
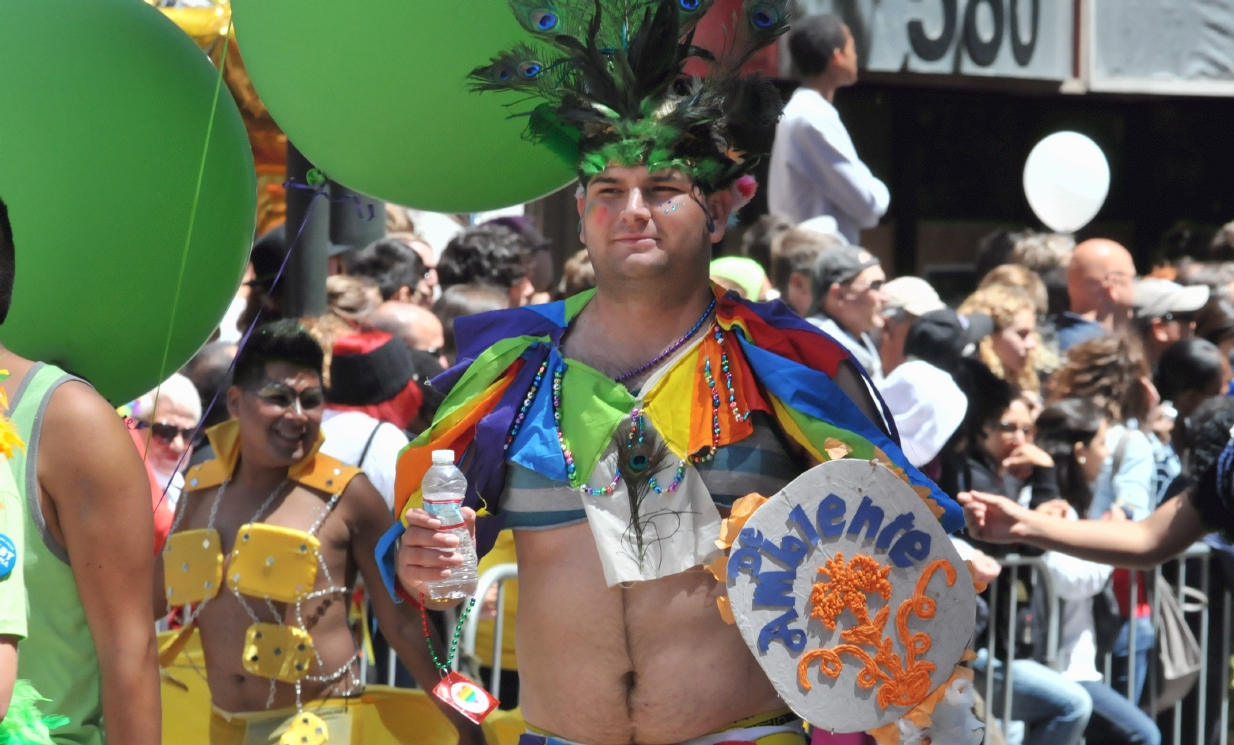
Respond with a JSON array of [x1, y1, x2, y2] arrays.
[[796, 0, 1073, 81]]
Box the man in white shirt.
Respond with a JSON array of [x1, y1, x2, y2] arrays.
[[768, 14, 889, 243]]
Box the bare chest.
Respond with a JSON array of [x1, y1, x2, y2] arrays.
[[511, 524, 781, 745]]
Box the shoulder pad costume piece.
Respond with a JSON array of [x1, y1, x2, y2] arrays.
[[184, 420, 363, 496], [376, 289, 965, 599]]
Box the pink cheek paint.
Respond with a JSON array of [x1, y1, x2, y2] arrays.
[[586, 204, 607, 225]]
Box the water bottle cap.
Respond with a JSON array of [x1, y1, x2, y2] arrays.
[[431, 450, 455, 466]]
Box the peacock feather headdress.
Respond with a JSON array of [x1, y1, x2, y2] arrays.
[[470, 0, 790, 193]]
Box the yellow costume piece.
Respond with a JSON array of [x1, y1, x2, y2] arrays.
[[164, 528, 224, 606], [280, 712, 329, 745], [208, 687, 466, 745], [243, 623, 316, 683], [227, 524, 321, 603], [161, 421, 365, 689]]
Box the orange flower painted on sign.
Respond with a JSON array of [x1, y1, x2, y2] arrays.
[[809, 553, 892, 646], [798, 556, 957, 711]]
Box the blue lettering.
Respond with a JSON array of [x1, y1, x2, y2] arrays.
[[817, 494, 847, 537], [758, 609, 807, 652], [876, 512, 916, 549], [787, 504, 821, 546], [727, 546, 762, 581], [762, 535, 809, 569], [752, 570, 797, 607], [847, 496, 884, 541], [738, 527, 765, 549], [889, 530, 932, 568]]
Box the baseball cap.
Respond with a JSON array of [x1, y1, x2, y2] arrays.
[[904, 309, 994, 372], [812, 245, 880, 299], [1133, 278, 1209, 319], [883, 277, 945, 318]]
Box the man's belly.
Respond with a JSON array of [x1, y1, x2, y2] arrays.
[[514, 523, 783, 745], [196, 591, 359, 713]]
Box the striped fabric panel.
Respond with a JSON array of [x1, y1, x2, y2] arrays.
[[502, 463, 588, 530], [499, 412, 802, 528], [694, 412, 801, 506]]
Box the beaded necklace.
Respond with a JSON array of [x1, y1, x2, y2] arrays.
[[613, 296, 717, 383], [567, 323, 748, 497], [419, 595, 477, 671]]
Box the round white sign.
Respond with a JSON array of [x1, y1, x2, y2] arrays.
[[727, 460, 976, 733]]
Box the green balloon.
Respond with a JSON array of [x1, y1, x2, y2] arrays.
[[231, 0, 574, 213], [0, 0, 255, 405]]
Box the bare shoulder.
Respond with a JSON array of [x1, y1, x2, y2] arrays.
[[339, 473, 392, 534], [41, 380, 142, 472]]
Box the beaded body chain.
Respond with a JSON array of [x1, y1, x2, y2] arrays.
[[205, 478, 362, 711]]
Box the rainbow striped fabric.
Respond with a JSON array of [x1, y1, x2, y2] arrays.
[[375, 287, 963, 598]]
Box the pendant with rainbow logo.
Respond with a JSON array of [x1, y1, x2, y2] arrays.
[[432, 671, 500, 724]]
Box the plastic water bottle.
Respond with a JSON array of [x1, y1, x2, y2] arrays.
[[421, 450, 478, 602]]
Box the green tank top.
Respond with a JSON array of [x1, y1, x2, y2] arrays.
[[10, 363, 103, 745]]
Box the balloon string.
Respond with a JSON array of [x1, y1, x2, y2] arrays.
[[143, 32, 231, 466], [151, 178, 328, 514]]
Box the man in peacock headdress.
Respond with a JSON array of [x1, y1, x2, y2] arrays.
[[378, 1, 967, 742]]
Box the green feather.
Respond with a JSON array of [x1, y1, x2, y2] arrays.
[[475, 0, 786, 192], [0, 681, 67, 745]]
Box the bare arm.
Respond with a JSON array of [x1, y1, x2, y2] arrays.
[[0, 638, 15, 720], [959, 489, 1207, 568], [834, 359, 890, 437], [347, 477, 486, 745], [40, 383, 160, 744]]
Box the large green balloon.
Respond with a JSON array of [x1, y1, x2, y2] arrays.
[[231, 0, 574, 213], [0, 0, 255, 405]]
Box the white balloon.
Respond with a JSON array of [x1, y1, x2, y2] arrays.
[[1022, 131, 1110, 234]]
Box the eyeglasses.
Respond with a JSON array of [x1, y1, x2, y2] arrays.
[[132, 421, 196, 443], [1102, 271, 1135, 287], [151, 422, 195, 443], [847, 279, 885, 293], [1160, 311, 1197, 324], [994, 422, 1034, 435], [253, 382, 324, 412]]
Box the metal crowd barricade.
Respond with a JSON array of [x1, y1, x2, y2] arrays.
[[981, 554, 1061, 744], [461, 563, 520, 701], [982, 543, 1231, 745]]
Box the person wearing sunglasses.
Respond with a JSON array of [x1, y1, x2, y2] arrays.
[[159, 319, 485, 745], [806, 244, 889, 383], [1131, 277, 1208, 369], [129, 372, 202, 513]]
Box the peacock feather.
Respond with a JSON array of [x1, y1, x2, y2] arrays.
[[469, 43, 571, 98], [472, 0, 789, 193], [615, 430, 672, 566]]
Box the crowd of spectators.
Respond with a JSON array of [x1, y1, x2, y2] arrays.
[[123, 194, 1234, 744]]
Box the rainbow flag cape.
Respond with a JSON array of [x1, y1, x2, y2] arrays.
[[376, 288, 963, 599]]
